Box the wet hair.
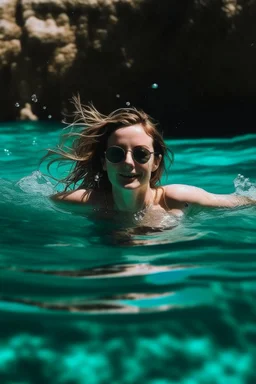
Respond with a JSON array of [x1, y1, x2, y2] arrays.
[[43, 95, 173, 191]]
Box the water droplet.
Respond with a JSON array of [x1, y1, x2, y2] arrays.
[[31, 94, 38, 103], [48, 115, 52, 119], [15, 102, 20, 107], [32, 137, 37, 146], [43, 106, 47, 110], [126, 102, 130, 106], [116, 94, 120, 98], [151, 83, 158, 89]]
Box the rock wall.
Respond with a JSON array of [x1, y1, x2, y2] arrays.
[[1, 0, 256, 135]]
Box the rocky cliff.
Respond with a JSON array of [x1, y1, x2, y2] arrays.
[[1, 0, 256, 135]]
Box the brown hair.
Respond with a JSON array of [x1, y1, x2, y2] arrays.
[[43, 95, 173, 191]]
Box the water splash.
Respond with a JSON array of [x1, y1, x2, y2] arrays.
[[16, 171, 54, 196], [233, 174, 256, 198]]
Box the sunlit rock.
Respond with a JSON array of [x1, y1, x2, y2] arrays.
[[19, 102, 38, 120], [0, 0, 255, 135]]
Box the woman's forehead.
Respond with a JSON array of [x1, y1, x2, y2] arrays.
[[107, 124, 153, 146]]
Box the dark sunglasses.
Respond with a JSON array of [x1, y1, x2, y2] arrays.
[[105, 146, 156, 164]]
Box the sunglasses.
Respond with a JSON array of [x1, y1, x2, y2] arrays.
[[105, 146, 156, 164]]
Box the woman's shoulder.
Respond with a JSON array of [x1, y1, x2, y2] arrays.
[[155, 185, 191, 211], [162, 184, 211, 205], [159, 183, 205, 207], [163, 184, 195, 200], [51, 189, 93, 204]]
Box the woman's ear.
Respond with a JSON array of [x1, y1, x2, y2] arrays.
[[152, 154, 162, 172]]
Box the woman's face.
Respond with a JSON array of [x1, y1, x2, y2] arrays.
[[103, 124, 161, 191]]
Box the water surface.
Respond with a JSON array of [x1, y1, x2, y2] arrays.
[[0, 122, 256, 384]]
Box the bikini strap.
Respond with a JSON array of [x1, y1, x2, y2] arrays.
[[162, 187, 171, 210]]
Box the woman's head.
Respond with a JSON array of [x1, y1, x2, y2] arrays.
[[45, 95, 173, 190], [104, 123, 164, 192]]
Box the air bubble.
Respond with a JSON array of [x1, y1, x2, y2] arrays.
[[32, 137, 37, 146], [4, 149, 11, 156], [48, 115, 52, 119], [43, 106, 47, 110], [15, 102, 20, 107], [126, 102, 130, 106], [31, 94, 38, 103], [116, 94, 120, 98], [151, 83, 159, 89]]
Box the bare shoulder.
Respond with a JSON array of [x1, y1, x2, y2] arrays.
[[51, 189, 92, 204], [156, 185, 194, 211], [162, 184, 219, 207], [163, 184, 205, 203]]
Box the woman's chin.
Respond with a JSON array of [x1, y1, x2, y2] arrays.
[[122, 182, 140, 189], [115, 175, 138, 185], [119, 179, 141, 189]]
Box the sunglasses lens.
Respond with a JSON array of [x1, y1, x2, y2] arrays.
[[106, 147, 124, 163], [106, 146, 152, 164], [133, 147, 151, 164]]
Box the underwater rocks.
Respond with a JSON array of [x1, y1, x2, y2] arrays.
[[1, 0, 256, 135]]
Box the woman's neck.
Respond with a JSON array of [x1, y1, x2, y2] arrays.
[[111, 186, 155, 213]]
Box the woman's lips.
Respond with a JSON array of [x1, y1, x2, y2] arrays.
[[119, 173, 140, 179]]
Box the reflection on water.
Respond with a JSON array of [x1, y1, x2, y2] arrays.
[[2, 262, 185, 277], [0, 263, 205, 313], [1, 292, 180, 314]]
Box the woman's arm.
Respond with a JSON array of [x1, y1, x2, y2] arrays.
[[164, 184, 256, 208]]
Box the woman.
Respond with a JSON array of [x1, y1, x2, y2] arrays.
[[45, 96, 255, 218]]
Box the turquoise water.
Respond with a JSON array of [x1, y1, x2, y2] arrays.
[[1, 122, 256, 384]]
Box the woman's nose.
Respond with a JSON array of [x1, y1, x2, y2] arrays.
[[123, 150, 134, 166]]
